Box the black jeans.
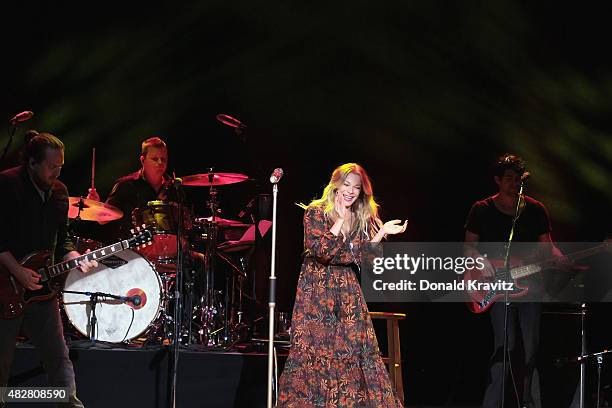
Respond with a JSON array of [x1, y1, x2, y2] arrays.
[[482, 302, 541, 408], [0, 298, 84, 408]]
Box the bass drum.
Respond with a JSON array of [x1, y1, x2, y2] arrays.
[[63, 250, 162, 343]]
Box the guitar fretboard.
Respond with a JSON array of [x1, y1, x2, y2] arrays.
[[47, 240, 129, 278], [511, 243, 608, 280]]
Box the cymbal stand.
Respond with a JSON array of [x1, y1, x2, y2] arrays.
[[75, 196, 85, 221], [200, 175, 221, 346], [215, 251, 250, 346], [66, 197, 85, 247]]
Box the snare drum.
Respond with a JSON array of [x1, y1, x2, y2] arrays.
[[131, 201, 191, 263], [62, 250, 162, 343]]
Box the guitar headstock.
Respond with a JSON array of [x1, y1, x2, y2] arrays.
[[127, 224, 155, 250]]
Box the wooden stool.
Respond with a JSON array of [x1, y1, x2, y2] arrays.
[[369, 311, 406, 402]]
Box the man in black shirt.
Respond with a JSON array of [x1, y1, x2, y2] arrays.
[[89, 137, 173, 239], [465, 153, 562, 408], [0, 132, 97, 408], [88, 137, 197, 340]]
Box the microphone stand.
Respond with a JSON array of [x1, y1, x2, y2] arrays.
[[61, 289, 137, 344], [0, 123, 18, 165], [499, 180, 526, 408], [578, 348, 612, 408], [579, 303, 586, 408], [169, 179, 185, 408], [266, 174, 280, 408]]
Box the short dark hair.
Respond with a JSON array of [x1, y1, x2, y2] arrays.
[[141, 137, 167, 157], [21, 130, 64, 164], [495, 153, 526, 177]]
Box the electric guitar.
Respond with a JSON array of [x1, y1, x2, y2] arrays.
[[464, 241, 610, 314], [0, 226, 154, 319]]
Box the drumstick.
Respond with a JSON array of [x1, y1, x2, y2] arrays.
[[91, 147, 96, 190]]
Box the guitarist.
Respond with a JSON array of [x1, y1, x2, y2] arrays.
[[464, 153, 563, 408], [0, 132, 97, 408]]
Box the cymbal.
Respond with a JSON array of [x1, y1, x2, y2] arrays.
[[194, 216, 251, 228], [181, 172, 248, 187], [68, 197, 123, 221]]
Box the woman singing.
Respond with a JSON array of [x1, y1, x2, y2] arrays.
[[277, 163, 407, 407]]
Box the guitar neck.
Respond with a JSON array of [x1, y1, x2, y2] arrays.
[[45, 240, 130, 280], [510, 243, 608, 280]]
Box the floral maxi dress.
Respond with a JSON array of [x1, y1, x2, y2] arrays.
[[277, 205, 403, 407]]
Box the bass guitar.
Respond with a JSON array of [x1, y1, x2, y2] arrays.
[[464, 241, 609, 313]]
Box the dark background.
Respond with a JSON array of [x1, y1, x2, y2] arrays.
[[1, 1, 611, 406]]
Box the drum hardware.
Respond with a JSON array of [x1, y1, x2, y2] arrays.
[[177, 169, 253, 348], [180, 172, 249, 187], [223, 255, 253, 347], [216, 113, 247, 137], [61, 168, 264, 351], [193, 216, 250, 228], [143, 273, 176, 345], [131, 200, 192, 265], [216, 251, 247, 345], [195, 289, 226, 347], [61, 152, 259, 351], [197, 170, 224, 347], [67, 196, 123, 222]]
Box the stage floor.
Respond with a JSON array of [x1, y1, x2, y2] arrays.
[[9, 342, 284, 408]]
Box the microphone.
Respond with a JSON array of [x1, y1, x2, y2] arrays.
[[216, 113, 246, 129], [122, 295, 142, 306], [164, 174, 182, 190], [269, 168, 284, 184], [9, 111, 34, 125]]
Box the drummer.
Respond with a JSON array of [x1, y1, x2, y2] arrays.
[[88, 136, 175, 238]]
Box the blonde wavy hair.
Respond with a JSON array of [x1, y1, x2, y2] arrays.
[[305, 163, 382, 238]]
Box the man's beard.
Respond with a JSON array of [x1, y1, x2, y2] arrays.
[[33, 174, 54, 191]]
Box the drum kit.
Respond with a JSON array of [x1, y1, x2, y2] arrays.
[[61, 171, 267, 348]]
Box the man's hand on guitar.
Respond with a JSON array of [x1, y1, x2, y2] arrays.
[[13, 266, 43, 290], [480, 257, 496, 280], [64, 250, 98, 273], [553, 255, 589, 273]]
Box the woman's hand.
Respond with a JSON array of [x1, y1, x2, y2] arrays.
[[334, 190, 350, 220], [331, 190, 352, 238], [371, 219, 408, 243], [382, 219, 408, 235]]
